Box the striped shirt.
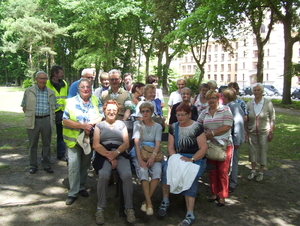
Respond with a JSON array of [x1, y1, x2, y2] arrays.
[[197, 105, 233, 140]]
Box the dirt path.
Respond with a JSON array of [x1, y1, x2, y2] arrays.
[[1, 88, 300, 225]]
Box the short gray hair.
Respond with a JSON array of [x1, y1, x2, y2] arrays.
[[207, 80, 218, 88], [81, 68, 94, 76], [181, 87, 191, 95], [35, 71, 48, 78], [139, 101, 154, 113], [108, 69, 121, 78], [251, 83, 264, 92]]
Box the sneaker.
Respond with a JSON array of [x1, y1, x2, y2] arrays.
[[124, 208, 136, 223], [247, 170, 256, 180], [179, 215, 195, 226], [256, 172, 264, 182], [95, 209, 104, 225], [146, 207, 153, 216], [158, 201, 169, 217], [140, 202, 146, 212]]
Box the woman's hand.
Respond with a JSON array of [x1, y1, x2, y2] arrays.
[[138, 158, 148, 169], [146, 154, 156, 167], [82, 123, 93, 131], [106, 151, 118, 161], [110, 159, 118, 169], [180, 156, 193, 162], [205, 130, 214, 140]]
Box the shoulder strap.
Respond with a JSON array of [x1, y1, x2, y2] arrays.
[[174, 122, 179, 150], [139, 120, 143, 142]]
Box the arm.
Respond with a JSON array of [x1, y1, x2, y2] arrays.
[[167, 133, 177, 156], [205, 125, 232, 140], [267, 102, 275, 142], [92, 126, 108, 156], [122, 108, 131, 121], [63, 119, 93, 131], [181, 133, 208, 162]]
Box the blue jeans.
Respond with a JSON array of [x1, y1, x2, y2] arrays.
[[161, 153, 207, 198], [67, 144, 92, 197]]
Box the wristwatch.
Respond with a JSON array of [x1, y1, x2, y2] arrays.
[[116, 150, 121, 155], [191, 157, 195, 162]]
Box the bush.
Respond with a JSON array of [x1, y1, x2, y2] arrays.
[[22, 78, 32, 88]]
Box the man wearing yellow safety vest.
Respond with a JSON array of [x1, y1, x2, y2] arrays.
[[46, 65, 68, 162]]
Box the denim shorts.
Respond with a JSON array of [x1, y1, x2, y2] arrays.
[[161, 153, 207, 198]]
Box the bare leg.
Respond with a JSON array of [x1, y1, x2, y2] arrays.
[[259, 165, 264, 173], [141, 180, 152, 208], [251, 162, 256, 170], [185, 196, 195, 212], [149, 179, 159, 198], [161, 183, 170, 198]]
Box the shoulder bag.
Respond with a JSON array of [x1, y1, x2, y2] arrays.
[[140, 120, 162, 162], [206, 140, 227, 161]]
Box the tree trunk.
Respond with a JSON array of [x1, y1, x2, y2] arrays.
[[281, 24, 293, 104], [256, 41, 264, 83]]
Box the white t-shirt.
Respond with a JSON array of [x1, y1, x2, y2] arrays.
[[168, 91, 182, 106]]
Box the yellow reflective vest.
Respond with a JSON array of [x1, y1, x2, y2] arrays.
[[46, 80, 68, 112], [63, 95, 100, 148]]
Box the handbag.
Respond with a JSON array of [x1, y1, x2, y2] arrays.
[[139, 121, 163, 162], [151, 114, 166, 132], [206, 141, 227, 161]]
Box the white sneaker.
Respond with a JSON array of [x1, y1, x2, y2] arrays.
[[256, 172, 263, 182], [247, 170, 256, 180]]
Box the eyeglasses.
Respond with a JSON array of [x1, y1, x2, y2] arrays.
[[79, 86, 91, 90], [87, 76, 94, 79], [176, 113, 188, 117], [109, 78, 120, 82], [206, 97, 218, 101], [141, 110, 151, 114]]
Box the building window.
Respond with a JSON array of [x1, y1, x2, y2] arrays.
[[221, 54, 224, 61], [185, 57, 188, 63], [243, 62, 245, 69], [228, 64, 231, 71], [243, 39, 246, 46], [267, 49, 270, 56], [208, 74, 211, 79], [193, 65, 197, 72], [215, 45, 218, 51], [214, 54, 218, 62], [208, 65, 211, 72], [208, 55, 211, 62], [187, 65, 191, 72], [266, 73, 269, 81], [243, 51, 247, 57], [191, 56, 193, 62], [208, 45, 211, 52], [236, 42, 239, 49], [235, 53, 238, 60], [252, 62, 257, 69], [253, 38, 257, 45], [227, 74, 231, 82], [221, 64, 224, 72], [253, 50, 258, 58], [182, 66, 186, 72], [267, 61, 269, 68], [221, 74, 224, 81], [214, 74, 217, 81], [235, 74, 237, 82], [235, 64, 238, 71], [214, 64, 217, 72]]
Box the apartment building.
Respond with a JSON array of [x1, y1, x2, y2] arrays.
[[172, 22, 300, 89]]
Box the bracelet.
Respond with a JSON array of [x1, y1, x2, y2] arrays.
[[152, 152, 157, 156], [116, 150, 121, 154], [211, 131, 215, 137]]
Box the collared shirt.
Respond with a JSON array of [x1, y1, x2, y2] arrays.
[[63, 95, 103, 123], [21, 85, 50, 116], [253, 98, 264, 116]]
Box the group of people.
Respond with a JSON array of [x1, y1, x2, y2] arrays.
[[21, 67, 275, 226]]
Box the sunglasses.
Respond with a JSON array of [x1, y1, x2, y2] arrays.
[[141, 110, 151, 114], [176, 113, 188, 117], [109, 78, 120, 82]]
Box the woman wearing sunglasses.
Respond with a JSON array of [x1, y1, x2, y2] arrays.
[[131, 101, 163, 216]]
